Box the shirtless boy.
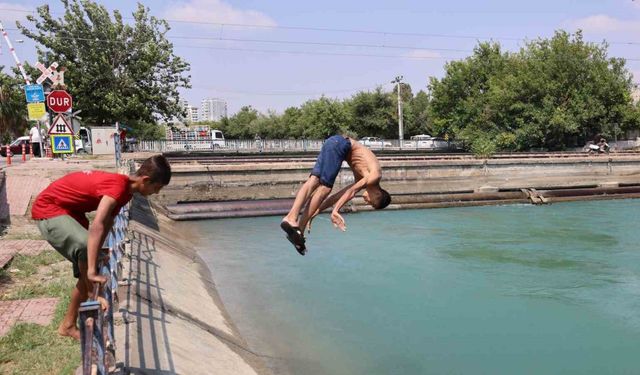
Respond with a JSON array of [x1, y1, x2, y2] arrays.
[[280, 135, 391, 255]]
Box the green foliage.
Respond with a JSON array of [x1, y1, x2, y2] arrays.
[[429, 30, 640, 151], [0, 67, 28, 143], [297, 96, 351, 138], [17, 0, 191, 132], [470, 136, 497, 159]]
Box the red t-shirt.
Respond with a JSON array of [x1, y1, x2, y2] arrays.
[[32, 170, 132, 228]]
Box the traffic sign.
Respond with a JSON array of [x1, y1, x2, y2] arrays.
[[47, 114, 74, 135], [50, 134, 74, 154], [24, 84, 45, 103], [27, 103, 46, 120], [46, 90, 72, 113]]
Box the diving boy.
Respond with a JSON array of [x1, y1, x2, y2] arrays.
[[31, 155, 171, 339], [281, 135, 391, 255]]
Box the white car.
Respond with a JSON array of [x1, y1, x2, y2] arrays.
[[359, 137, 392, 148], [404, 134, 449, 150]]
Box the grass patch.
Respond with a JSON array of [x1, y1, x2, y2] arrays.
[[0, 294, 80, 375], [7, 251, 65, 279], [0, 251, 81, 374]]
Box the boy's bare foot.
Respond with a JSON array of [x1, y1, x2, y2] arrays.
[[58, 325, 81, 340]]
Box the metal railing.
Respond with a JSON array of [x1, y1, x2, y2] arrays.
[[132, 138, 464, 153], [78, 205, 129, 375]]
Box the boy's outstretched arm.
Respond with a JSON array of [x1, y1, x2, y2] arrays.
[[328, 178, 368, 231], [86, 196, 117, 284], [304, 183, 355, 232]]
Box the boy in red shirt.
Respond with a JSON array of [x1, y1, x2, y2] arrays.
[[32, 155, 171, 340]]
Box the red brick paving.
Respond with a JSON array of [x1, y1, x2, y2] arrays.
[[0, 240, 54, 268], [5, 175, 50, 216], [0, 298, 58, 336]]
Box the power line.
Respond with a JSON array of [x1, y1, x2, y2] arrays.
[[3, 7, 640, 46], [189, 82, 394, 96], [173, 44, 457, 60], [2, 27, 473, 53]]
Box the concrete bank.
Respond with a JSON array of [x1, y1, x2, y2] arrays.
[[151, 153, 640, 220], [114, 194, 271, 375]]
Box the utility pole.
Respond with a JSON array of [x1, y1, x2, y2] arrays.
[[391, 75, 404, 147]]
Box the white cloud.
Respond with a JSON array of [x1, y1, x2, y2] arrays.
[[403, 49, 443, 60], [568, 14, 640, 33], [0, 2, 32, 25], [162, 0, 276, 27]]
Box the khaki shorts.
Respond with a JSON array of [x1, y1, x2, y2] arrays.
[[37, 215, 88, 278]]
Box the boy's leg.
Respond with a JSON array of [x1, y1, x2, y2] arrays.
[[299, 185, 332, 231], [58, 261, 89, 340], [36, 216, 89, 340], [282, 175, 321, 227]]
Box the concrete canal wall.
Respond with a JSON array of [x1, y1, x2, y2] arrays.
[[149, 154, 640, 219]]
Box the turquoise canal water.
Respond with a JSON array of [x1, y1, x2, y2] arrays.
[[191, 200, 640, 375]]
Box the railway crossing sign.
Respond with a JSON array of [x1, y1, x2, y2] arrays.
[[50, 134, 74, 154], [35, 61, 65, 86], [47, 114, 74, 135], [46, 90, 72, 113]]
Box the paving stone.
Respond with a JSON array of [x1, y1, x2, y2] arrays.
[[0, 300, 27, 336], [0, 240, 53, 269], [0, 298, 59, 336], [5, 176, 50, 216], [20, 298, 58, 326]]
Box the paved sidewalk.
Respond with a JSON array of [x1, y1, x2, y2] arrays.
[[0, 239, 54, 268], [0, 298, 59, 336], [5, 175, 50, 216]]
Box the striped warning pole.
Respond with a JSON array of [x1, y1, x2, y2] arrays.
[[0, 21, 31, 84]]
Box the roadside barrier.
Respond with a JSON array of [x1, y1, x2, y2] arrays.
[[78, 205, 129, 375], [21, 143, 26, 162]]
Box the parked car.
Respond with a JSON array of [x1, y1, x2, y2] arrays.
[[359, 136, 392, 148], [404, 134, 449, 150], [0, 136, 31, 157]]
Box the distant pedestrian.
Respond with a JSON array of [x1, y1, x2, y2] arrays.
[[280, 135, 391, 255], [29, 124, 42, 157], [31, 155, 171, 340]]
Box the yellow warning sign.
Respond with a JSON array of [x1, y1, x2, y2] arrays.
[[27, 103, 46, 120]]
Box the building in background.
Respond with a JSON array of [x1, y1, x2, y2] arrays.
[[200, 98, 227, 122], [184, 102, 199, 123]]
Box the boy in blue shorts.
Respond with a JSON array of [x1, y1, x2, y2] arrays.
[[281, 135, 391, 255]]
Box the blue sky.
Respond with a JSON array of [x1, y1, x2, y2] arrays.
[[1, 0, 640, 114]]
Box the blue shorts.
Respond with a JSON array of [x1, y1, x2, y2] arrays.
[[311, 135, 352, 188]]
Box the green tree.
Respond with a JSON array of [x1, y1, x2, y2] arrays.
[[0, 67, 28, 143], [296, 96, 351, 138], [227, 106, 259, 138], [428, 31, 640, 151], [347, 87, 395, 138], [428, 42, 510, 149], [17, 0, 191, 132], [406, 89, 431, 136]]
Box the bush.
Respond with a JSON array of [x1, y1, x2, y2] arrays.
[[471, 137, 497, 159]]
